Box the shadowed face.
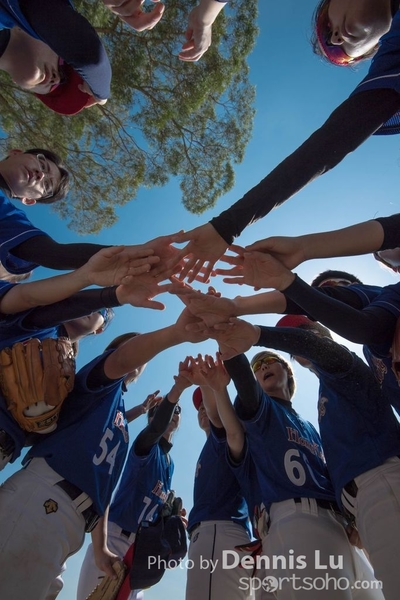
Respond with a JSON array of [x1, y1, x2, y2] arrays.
[[326, 0, 391, 58], [0, 150, 61, 201], [253, 356, 291, 399], [7, 31, 61, 94]]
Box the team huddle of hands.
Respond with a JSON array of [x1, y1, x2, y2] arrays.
[[98, 228, 303, 358]]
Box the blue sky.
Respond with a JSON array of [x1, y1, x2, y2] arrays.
[[3, 1, 400, 598]]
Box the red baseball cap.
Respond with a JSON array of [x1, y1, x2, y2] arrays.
[[34, 61, 97, 116], [275, 314, 312, 328], [192, 387, 203, 411]]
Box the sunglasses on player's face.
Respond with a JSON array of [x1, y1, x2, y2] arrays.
[[318, 278, 354, 287], [316, 1, 361, 66], [252, 356, 283, 374]]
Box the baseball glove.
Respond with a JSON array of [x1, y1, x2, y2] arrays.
[[0, 337, 76, 433], [86, 560, 127, 600]]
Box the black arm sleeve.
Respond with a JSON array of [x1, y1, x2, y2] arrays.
[[12, 236, 109, 270], [210, 89, 400, 244], [284, 285, 366, 315], [20, 0, 111, 99], [134, 396, 175, 457], [21, 287, 120, 330], [375, 213, 400, 250], [283, 276, 398, 345], [257, 326, 354, 374], [224, 353, 260, 420]]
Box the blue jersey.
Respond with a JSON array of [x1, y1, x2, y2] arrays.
[[349, 282, 400, 415], [109, 441, 174, 534], [351, 9, 400, 135], [227, 439, 263, 538], [24, 351, 129, 516], [188, 424, 249, 533], [0, 196, 47, 274], [313, 349, 400, 507], [236, 386, 335, 512]]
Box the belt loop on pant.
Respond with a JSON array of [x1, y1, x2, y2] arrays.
[[293, 497, 341, 515], [55, 479, 99, 533], [188, 522, 200, 540]]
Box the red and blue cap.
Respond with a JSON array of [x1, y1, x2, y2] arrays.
[[34, 60, 98, 116]]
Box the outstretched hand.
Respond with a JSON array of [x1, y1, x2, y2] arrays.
[[245, 236, 306, 270], [85, 245, 159, 287], [141, 390, 163, 413], [171, 223, 229, 283], [179, 5, 213, 62], [179, 0, 227, 62], [115, 269, 176, 310], [172, 285, 237, 327], [103, 0, 165, 31], [210, 317, 260, 360], [185, 353, 230, 391], [215, 250, 296, 291]]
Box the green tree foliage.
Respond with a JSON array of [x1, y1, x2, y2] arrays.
[[0, 0, 258, 234]]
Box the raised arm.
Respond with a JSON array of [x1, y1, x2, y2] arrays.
[[173, 285, 287, 326], [217, 250, 397, 345], [199, 353, 245, 461], [244, 217, 395, 269], [103, 307, 207, 380], [171, 89, 400, 281], [179, 0, 227, 62], [0, 246, 154, 314]]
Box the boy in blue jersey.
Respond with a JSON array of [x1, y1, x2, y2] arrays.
[[267, 313, 400, 600], [199, 320, 378, 599], [0, 0, 111, 114], [0, 306, 206, 599], [76, 366, 188, 600], [0, 245, 169, 469], [218, 248, 400, 417], [180, 367, 252, 600]]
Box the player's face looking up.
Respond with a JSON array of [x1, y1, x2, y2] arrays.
[[167, 404, 181, 434], [0, 150, 62, 202], [1, 29, 61, 94], [253, 357, 292, 400], [315, 0, 390, 63]]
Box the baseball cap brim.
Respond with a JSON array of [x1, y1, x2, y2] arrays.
[[192, 387, 203, 411], [275, 315, 312, 329], [34, 62, 97, 116]]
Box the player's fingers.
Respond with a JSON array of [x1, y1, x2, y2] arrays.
[[222, 276, 245, 285], [216, 254, 243, 266], [140, 299, 166, 310], [102, 245, 125, 257], [229, 243, 246, 255], [187, 260, 210, 284], [178, 255, 197, 281]]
